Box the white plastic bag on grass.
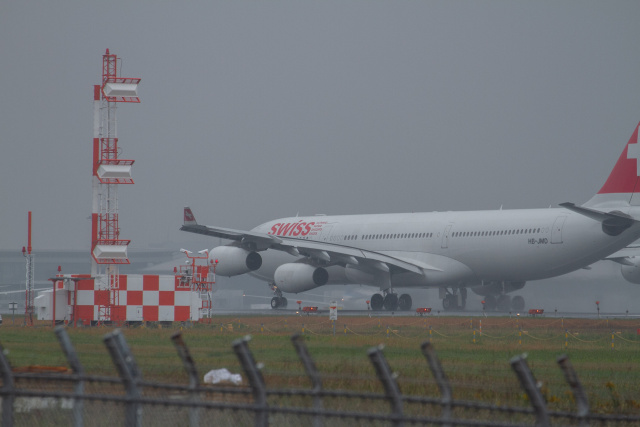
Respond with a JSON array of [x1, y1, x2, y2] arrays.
[[203, 368, 242, 385]]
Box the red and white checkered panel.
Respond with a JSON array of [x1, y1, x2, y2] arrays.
[[67, 274, 196, 323]]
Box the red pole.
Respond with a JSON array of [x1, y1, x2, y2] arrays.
[[73, 280, 79, 327]]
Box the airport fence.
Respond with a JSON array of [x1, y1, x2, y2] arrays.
[[1, 327, 640, 426]]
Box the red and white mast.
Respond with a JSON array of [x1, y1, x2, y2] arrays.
[[91, 49, 141, 322]]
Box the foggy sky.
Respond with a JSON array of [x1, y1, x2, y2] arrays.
[[3, 1, 640, 257]]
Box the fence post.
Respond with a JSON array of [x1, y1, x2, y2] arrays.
[[421, 341, 452, 427], [104, 329, 143, 427], [611, 332, 614, 350], [0, 342, 15, 427], [557, 355, 589, 427], [233, 336, 268, 427], [367, 345, 404, 427], [55, 326, 84, 427], [291, 334, 323, 427], [171, 331, 201, 427], [510, 354, 550, 427]]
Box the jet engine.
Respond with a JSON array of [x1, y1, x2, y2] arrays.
[[209, 246, 262, 276], [620, 260, 640, 284], [274, 263, 329, 293]]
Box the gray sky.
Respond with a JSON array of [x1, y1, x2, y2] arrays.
[[2, 1, 640, 252]]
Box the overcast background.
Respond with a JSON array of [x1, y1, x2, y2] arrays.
[[2, 1, 640, 312]]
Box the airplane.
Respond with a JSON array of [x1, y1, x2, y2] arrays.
[[181, 122, 640, 312]]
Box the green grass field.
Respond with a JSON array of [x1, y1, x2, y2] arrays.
[[2, 314, 639, 415]]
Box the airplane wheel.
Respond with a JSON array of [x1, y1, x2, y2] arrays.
[[497, 295, 511, 312], [442, 295, 455, 311], [383, 293, 398, 311], [398, 294, 412, 311], [271, 297, 280, 309], [371, 294, 384, 311], [484, 295, 496, 311], [281, 297, 288, 308], [511, 296, 525, 311]]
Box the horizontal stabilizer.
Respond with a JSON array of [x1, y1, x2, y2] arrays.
[[559, 202, 636, 236]]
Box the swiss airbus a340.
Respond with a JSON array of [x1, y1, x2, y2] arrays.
[[181, 123, 640, 311]]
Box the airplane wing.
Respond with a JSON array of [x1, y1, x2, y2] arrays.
[[0, 288, 50, 295], [180, 207, 435, 276], [603, 246, 640, 266], [181, 207, 283, 249]]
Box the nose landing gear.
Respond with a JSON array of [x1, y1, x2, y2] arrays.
[[269, 283, 288, 309]]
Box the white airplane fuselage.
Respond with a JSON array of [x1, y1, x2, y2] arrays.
[[247, 207, 640, 289], [182, 121, 640, 310]]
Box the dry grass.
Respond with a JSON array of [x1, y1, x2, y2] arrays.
[[2, 314, 639, 415]]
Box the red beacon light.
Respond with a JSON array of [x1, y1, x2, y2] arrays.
[[416, 307, 431, 315], [528, 308, 544, 316]]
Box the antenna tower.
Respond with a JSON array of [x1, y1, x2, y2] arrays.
[[23, 211, 35, 326], [91, 49, 141, 322]]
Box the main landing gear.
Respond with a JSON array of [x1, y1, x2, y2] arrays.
[[269, 283, 288, 309], [370, 289, 413, 311], [441, 288, 467, 311]]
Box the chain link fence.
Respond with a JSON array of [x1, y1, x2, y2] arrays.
[[1, 326, 639, 426]]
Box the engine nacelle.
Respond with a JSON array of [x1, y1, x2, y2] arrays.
[[470, 281, 526, 297], [274, 263, 329, 293], [209, 246, 262, 277], [621, 261, 640, 284]]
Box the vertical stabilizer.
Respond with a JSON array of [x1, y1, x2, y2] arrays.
[[184, 207, 197, 226], [584, 122, 640, 208]]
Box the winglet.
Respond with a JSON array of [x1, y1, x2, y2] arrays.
[[184, 207, 197, 226]]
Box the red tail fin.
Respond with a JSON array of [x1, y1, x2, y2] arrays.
[[184, 207, 197, 225], [585, 122, 640, 207]]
